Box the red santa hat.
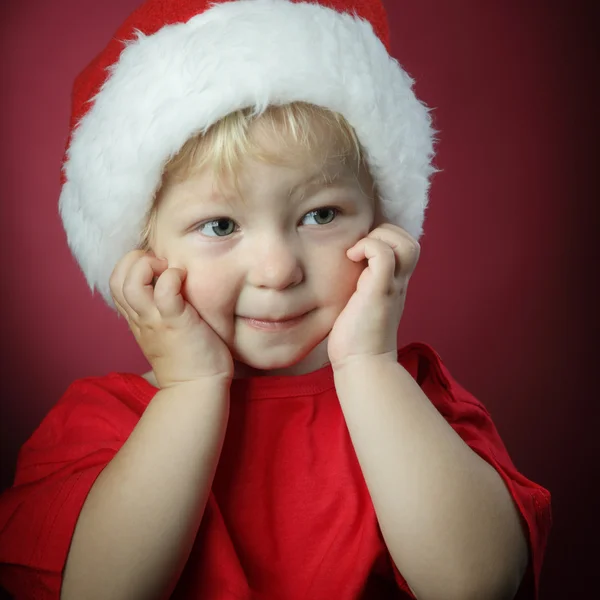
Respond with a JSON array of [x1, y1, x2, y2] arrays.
[[59, 0, 436, 307]]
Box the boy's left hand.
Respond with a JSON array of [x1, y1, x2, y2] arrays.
[[327, 223, 420, 371]]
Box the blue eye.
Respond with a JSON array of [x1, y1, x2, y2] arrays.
[[302, 207, 338, 225], [197, 218, 237, 237], [196, 207, 339, 237]]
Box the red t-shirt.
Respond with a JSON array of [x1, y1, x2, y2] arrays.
[[0, 342, 551, 599]]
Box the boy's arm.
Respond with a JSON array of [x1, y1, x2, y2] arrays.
[[333, 356, 529, 600], [61, 377, 230, 600]]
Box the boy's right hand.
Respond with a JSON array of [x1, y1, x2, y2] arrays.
[[109, 250, 234, 388]]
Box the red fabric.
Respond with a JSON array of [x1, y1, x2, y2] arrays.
[[0, 343, 551, 599], [61, 0, 390, 185]]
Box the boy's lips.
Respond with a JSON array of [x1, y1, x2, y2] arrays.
[[238, 310, 312, 330], [239, 308, 312, 322]]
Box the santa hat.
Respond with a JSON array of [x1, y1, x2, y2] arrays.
[[59, 0, 437, 308]]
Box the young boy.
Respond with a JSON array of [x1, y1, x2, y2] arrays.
[[0, 1, 551, 599]]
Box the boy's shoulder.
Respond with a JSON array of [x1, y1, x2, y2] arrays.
[[12, 372, 156, 487], [398, 341, 451, 390], [398, 341, 492, 415], [62, 371, 155, 400], [46, 371, 157, 429]]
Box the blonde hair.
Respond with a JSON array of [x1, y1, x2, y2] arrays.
[[139, 102, 371, 250]]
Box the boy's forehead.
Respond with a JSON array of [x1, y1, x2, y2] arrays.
[[163, 155, 363, 210]]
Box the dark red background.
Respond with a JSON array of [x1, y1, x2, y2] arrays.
[[0, 0, 597, 597]]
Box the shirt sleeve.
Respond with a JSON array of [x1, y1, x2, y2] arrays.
[[391, 343, 552, 599], [0, 378, 137, 600]]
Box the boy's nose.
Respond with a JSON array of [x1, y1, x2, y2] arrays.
[[246, 236, 303, 290]]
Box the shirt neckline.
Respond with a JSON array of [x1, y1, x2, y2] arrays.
[[116, 361, 336, 402], [114, 343, 428, 403]]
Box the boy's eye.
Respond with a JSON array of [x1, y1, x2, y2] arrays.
[[197, 218, 237, 237], [301, 207, 338, 226], [195, 207, 339, 237]]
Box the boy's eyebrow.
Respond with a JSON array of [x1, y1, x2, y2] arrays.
[[287, 169, 351, 200], [171, 167, 356, 213]]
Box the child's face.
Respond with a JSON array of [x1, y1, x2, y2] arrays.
[[150, 139, 375, 377]]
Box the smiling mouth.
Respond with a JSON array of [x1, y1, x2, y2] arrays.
[[239, 311, 311, 330]]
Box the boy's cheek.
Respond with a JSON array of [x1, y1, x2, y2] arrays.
[[182, 278, 238, 342], [323, 255, 364, 306], [182, 272, 230, 309]]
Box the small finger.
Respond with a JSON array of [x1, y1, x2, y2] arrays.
[[112, 294, 132, 322], [153, 268, 188, 319], [365, 226, 420, 280], [348, 238, 396, 296], [110, 250, 149, 321], [122, 255, 169, 316]]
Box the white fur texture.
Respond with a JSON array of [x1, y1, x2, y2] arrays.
[[59, 0, 437, 308]]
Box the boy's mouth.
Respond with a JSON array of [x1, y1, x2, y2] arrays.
[[238, 310, 312, 330]]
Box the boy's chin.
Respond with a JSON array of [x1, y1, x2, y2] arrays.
[[231, 340, 329, 378]]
